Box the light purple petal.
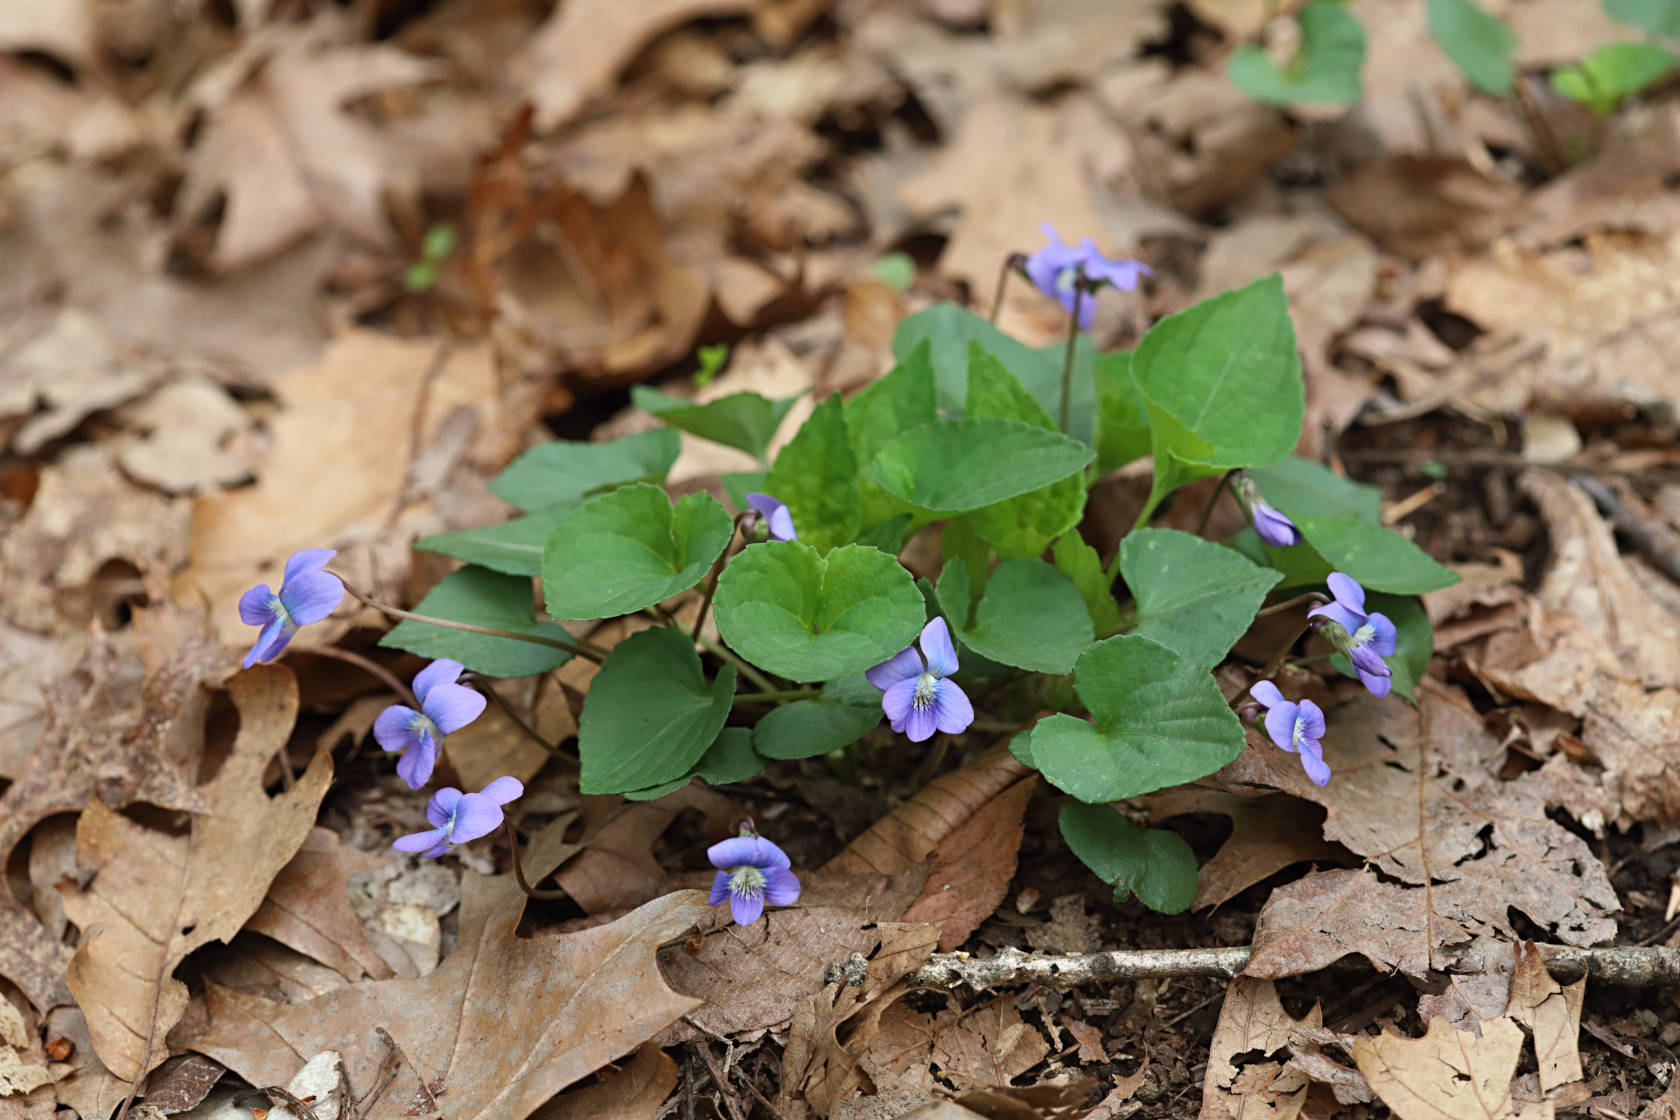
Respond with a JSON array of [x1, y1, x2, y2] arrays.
[[1364, 612, 1398, 658], [278, 570, 343, 626], [866, 646, 924, 691], [393, 826, 449, 854], [422, 682, 486, 736], [427, 787, 463, 829], [1253, 504, 1302, 548], [1263, 702, 1299, 753], [479, 776, 524, 806], [746, 492, 783, 520], [1298, 743, 1331, 786], [729, 890, 764, 926], [1296, 699, 1327, 743], [902, 702, 937, 743], [412, 658, 465, 702], [762, 867, 801, 907], [709, 871, 730, 906], [1069, 288, 1096, 332], [448, 793, 505, 844], [373, 705, 424, 754], [931, 679, 974, 735], [395, 736, 437, 790], [881, 677, 918, 726], [707, 835, 791, 871], [1087, 256, 1151, 291], [1024, 226, 1077, 296], [283, 548, 336, 583], [1357, 667, 1392, 699], [1325, 572, 1366, 613], [919, 617, 959, 678], [1309, 601, 1366, 637], [239, 584, 279, 626], [243, 617, 294, 668], [1249, 680, 1284, 709], [768, 506, 797, 542]]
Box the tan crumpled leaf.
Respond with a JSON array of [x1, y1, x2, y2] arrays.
[[1506, 943, 1584, 1096], [245, 827, 397, 983], [193, 880, 709, 1120], [1232, 687, 1616, 979], [61, 664, 331, 1082], [1198, 977, 1320, 1120], [1147, 789, 1346, 910], [530, 1044, 676, 1120], [4, 308, 168, 454], [115, 377, 254, 495], [0, 998, 50, 1098], [178, 20, 436, 270], [1355, 1017, 1541, 1120]]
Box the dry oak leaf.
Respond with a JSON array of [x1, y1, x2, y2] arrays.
[[1199, 976, 1321, 1120], [1147, 789, 1345, 910], [192, 879, 710, 1120], [1228, 687, 1617, 979], [245, 827, 398, 983], [1507, 943, 1585, 1098], [0, 998, 51, 1098], [60, 664, 331, 1082], [529, 1044, 677, 1120], [0, 628, 218, 1014], [178, 25, 436, 270], [1354, 1016, 1550, 1120]]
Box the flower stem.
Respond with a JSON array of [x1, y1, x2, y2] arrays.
[[647, 606, 778, 694], [1194, 472, 1232, 537], [734, 688, 820, 704], [1254, 592, 1327, 619], [504, 818, 568, 900], [1058, 278, 1085, 433], [304, 645, 418, 707], [989, 253, 1022, 324], [692, 513, 750, 643], [910, 734, 950, 788], [1257, 620, 1312, 680], [336, 576, 605, 662], [466, 675, 567, 759]]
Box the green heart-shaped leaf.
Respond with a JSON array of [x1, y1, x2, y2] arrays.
[[936, 556, 1093, 674], [1059, 802, 1198, 915], [1122, 528, 1282, 666], [765, 393, 861, 554], [870, 418, 1093, 513], [632, 386, 800, 463], [416, 505, 573, 577], [963, 345, 1085, 557], [753, 674, 883, 760], [490, 429, 681, 512]]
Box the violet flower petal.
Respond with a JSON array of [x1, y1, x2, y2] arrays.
[[238, 585, 278, 626], [931, 679, 974, 735], [393, 826, 449, 854], [1325, 572, 1366, 613], [866, 646, 924, 691], [762, 866, 801, 906], [373, 705, 423, 754], [448, 793, 505, 844], [729, 890, 765, 926], [1249, 680, 1285, 709], [480, 775, 524, 805], [1263, 702, 1300, 753], [421, 682, 486, 736], [427, 787, 463, 829], [902, 703, 937, 743], [412, 658, 464, 703], [708, 871, 730, 906], [1365, 612, 1399, 658], [881, 677, 917, 727], [278, 569, 343, 625], [919, 617, 960, 678]]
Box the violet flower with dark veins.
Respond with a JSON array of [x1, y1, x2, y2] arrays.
[[1308, 572, 1397, 698], [1249, 681, 1330, 786], [866, 617, 975, 743], [707, 832, 801, 925], [374, 659, 487, 789], [1023, 223, 1150, 331], [393, 776, 523, 858], [238, 548, 345, 668]]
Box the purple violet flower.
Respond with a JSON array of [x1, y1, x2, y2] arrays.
[[238, 548, 345, 668], [745, 492, 797, 542], [1023, 223, 1150, 331], [1308, 573, 1398, 698], [707, 831, 801, 926], [1232, 472, 1302, 548], [374, 659, 488, 789], [865, 617, 975, 743], [1249, 681, 1330, 786], [393, 776, 524, 858]]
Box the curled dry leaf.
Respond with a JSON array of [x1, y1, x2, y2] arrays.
[[1147, 789, 1346, 910], [192, 879, 710, 1120], [0, 998, 50, 1099], [528, 1044, 677, 1120], [61, 664, 331, 1082], [1199, 977, 1322, 1120], [245, 827, 398, 983]]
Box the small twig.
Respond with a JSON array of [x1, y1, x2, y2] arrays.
[[374, 1027, 441, 1116], [337, 577, 604, 662], [504, 818, 568, 900], [988, 253, 1023, 324], [727, 1061, 794, 1120], [306, 645, 417, 707], [906, 944, 1680, 991], [1194, 473, 1232, 538], [466, 676, 565, 759], [1381, 481, 1445, 526], [1573, 473, 1680, 588], [689, 1044, 750, 1120]]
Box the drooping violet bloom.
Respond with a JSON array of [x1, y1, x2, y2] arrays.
[[1249, 681, 1330, 786], [1232, 471, 1302, 548], [707, 831, 801, 926], [745, 492, 797, 542], [866, 617, 975, 743], [1308, 572, 1398, 698], [374, 659, 487, 789], [392, 776, 524, 858], [238, 548, 345, 668], [1023, 223, 1151, 331]]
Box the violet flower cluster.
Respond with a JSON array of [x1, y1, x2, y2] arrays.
[[1023, 223, 1150, 331]]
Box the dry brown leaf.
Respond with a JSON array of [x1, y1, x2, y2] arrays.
[[530, 1044, 677, 1120], [1199, 977, 1320, 1120], [1148, 789, 1344, 910], [114, 377, 254, 495], [1354, 1017, 1529, 1120], [193, 880, 709, 1120], [138, 1054, 227, 1115], [0, 998, 50, 1099], [0, 1, 94, 68], [1063, 1018, 1107, 1064], [1506, 943, 1584, 1097], [1229, 687, 1616, 979], [1326, 156, 1526, 260], [60, 664, 331, 1082], [555, 787, 739, 916], [444, 676, 574, 791], [4, 308, 168, 454], [178, 20, 436, 270], [245, 827, 398, 983]]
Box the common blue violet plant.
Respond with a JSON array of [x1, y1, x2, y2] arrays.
[[1249, 681, 1330, 786], [707, 830, 801, 926], [745, 491, 797, 542], [1024, 223, 1150, 330], [238, 548, 345, 668], [374, 659, 488, 789], [393, 776, 524, 858], [1233, 471, 1301, 548], [1309, 573, 1398, 698], [866, 618, 974, 743]]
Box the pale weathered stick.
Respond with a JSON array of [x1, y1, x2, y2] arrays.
[[905, 944, 1680, 991]]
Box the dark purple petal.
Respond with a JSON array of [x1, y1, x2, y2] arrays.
[[729, 890, 764, 926], [1364, 612, 1398, 658], [1252, 504, 1302, 548], [1296, 699, 1327, 743], [919, 617, 959, 678], [1024, 225, 1079, 297], [243, 617, 294, 668], [902, 702, 937, 743], [278, 569, 343, 626], [448, 793, 505, 844], [931, 679, 974, 735], [1349, 644, 1391, 681], [1325, 572, 1366, 613], [1263, 702, 1299, 753], [239, 584, 279, 626], [412, 658, 465, 702], [373, 705, 423, 754], [1298, 742, 1331, 786], [427, 787, 463, 829], [479, 775, 524, 806], [422, 682, 486, 736], [866, 646, 923, 691], [1309, 601, 1365, 637], [709, 871, 730, 906], [881, 677, 917, 727], [393, 826, 449, 854], [1249, 680, 1284, 709], [395, 735, 437, 790], [283, 548, 336, 583], [762, 867, 801, 907]]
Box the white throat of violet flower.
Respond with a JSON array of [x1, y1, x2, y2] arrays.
[[912, 672, 939, 711], [266, 592, 293, 625], [1292, 714, 1310, 750], [728, 865, 766, 898], [1351, 621, 1376, 647]]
